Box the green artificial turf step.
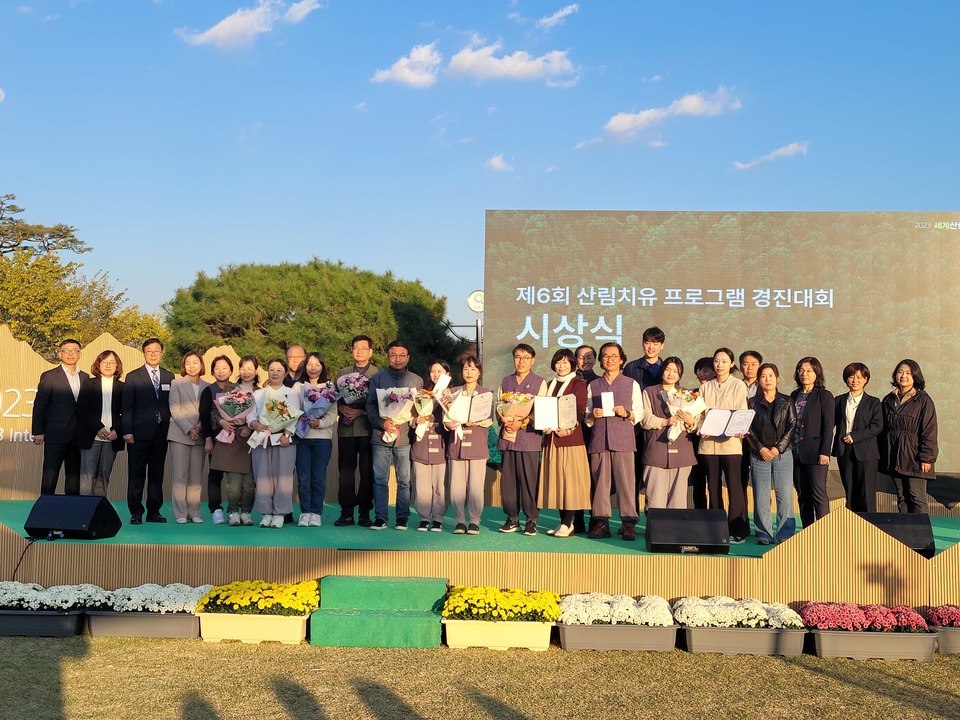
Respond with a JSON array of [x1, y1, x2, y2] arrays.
[[309, 608, 442, 648], [319, 575, 447, 612]]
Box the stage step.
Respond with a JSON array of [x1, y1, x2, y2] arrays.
[[318, 575, 447, 612], [310, 608, 441, 648], [310, 575, 447, 648]]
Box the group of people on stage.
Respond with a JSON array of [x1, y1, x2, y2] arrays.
[[31, 327, 938, 544]]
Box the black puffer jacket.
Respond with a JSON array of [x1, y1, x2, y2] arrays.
[[882, 389, 938, 479]]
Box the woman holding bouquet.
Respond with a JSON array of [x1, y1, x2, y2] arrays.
[[746, 363, 797, 543], [168, 352, 211, 523], [211, 356, 258, 526], [200, 355, 235, 524], [412, 360, 452, 531], [639, 357, 698, 510], [698, 348, 749, 543], [248, 358, 302, 528], [294, 353, 337, 527], [537, 348, 591, 537], [445, 356, 493, 534]]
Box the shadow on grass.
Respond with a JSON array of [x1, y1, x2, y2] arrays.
[[464, 688, 533, 720], [0, 633, 88, 720], [272, 677, 327, 719], [181, 690, 220, 719], [780, 653, 960, 718], [354, 679, 426, 720]]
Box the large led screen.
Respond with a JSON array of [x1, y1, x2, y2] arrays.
[[484, 210, 960, 479]]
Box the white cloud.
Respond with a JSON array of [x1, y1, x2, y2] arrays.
[[371, 43, 442, 88], [355, 101, 367, 111], [486, 154, 513, 172], [643, 74, 662, 83], [734, 141, 809, 171], [545, 165, 558, 173], [448, 36, 575, 83], [178, 0, 283, 49], [604, 86, 741, 138], [537, 3, 579, 29], [284, 0, 320, 23], [574, 137, 602, 150], [0, 89, 5, 102], [487, 106, 497, 115]]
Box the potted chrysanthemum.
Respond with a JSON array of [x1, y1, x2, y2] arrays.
[[671, 595, 806, 656], [557, 592, 678, 652], [0, 581, 109, 637], [441, 585, 560, 651], [196, 579, 320, 644], [799, 601, 937, 660], [86, 583, 212, 639], [925, 605, 960, 654]]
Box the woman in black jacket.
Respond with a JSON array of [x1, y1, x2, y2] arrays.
[[747, 364, 798, 544], [76, 350, 125, 496], [832, 362, 882, 512], [790, 357, 835, 528], [882, 359, 938, 514]]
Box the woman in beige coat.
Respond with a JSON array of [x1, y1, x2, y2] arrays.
[[168, 352, 211, 523]]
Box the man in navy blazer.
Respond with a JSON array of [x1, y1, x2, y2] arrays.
[[122, 338, 174, 524], [31, 339, 89, 495]]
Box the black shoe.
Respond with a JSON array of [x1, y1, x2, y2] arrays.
[[467, 524, 480, 535], [284, 513, 295, 525], [588, 521, 611, 539], [130, 515, 143, 525], [417, 521, 430, 532], [370, 518, 388, 530], [523, 520, 538, 536], [430, 521, 443, 533], [572, 517, 587, 534], [333, 516, 355, 527], [498, 519, 520, 533], [145, 514, 167, 524], [453, 523, 467, 535], [358, 515, 373, 528], [395, 519, 408, 531], [729, 535, 746, 545]]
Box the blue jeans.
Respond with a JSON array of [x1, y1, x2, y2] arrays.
[[296, 439, 332, 515], [750, 451, 796, 542], [372, 444, 412, 522]]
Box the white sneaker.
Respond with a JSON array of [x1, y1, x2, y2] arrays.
[[191, 516, 203, 524], [309, 513, 322, 527], [212, 509, 227, 525], [240, 512, 254, 526], [260, 514, 274, 528], [175, 517, 188, 524], [270, 514, 284, 528], [298, 513, 311, 527], [228, 512, 241, 526]]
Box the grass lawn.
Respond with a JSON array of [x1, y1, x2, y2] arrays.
[[2, 636, 959, 720]]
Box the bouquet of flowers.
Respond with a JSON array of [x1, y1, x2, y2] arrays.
[[295, 382, 339, 438], [196, 579, 320, 617], [496, 391, 535, 442], [247, 397, 304, 449], [375, 387, 417, 444], [413, 389, 437, 441], [337, 372, 370, 405], [661, 387, 707, 442], [215, 388, 255, 444], [559, 592, 674, 627], [441, 585, 561, 623]]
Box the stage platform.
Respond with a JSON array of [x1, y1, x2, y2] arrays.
[[2, 500, 958, 608]]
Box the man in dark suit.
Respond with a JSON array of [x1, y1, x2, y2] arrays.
[[122, 338, 174, 524], [832, 362, 883, 513], [31, 339, 89, 495]]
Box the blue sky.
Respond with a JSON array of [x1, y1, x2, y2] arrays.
[[2, 1, 958, 327]]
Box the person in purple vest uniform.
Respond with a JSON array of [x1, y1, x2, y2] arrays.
[[496, 343, 547, 535], [412, 360, 452, 531], [445, 356, 494, 535], [584, 342, 643, 541]]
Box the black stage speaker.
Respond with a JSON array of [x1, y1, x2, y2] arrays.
[[856, 512, 935, 559], [645, 508, 730, 554], [24, 495, 122, 540]]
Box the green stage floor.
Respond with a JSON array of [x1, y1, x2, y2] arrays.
[[2, 500, 959, 559]]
